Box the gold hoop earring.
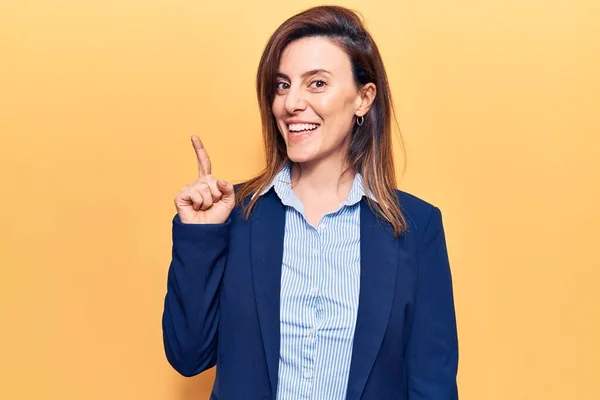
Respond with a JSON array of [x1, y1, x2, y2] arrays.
[[356, 115, 364, 126]]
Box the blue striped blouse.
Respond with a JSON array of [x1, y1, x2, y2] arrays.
[[258, 164, 371, 400]]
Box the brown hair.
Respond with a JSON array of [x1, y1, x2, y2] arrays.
[[236, 5, 407, 236]]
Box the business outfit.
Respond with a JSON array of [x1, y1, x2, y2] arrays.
[[162, 167, 459, 400]]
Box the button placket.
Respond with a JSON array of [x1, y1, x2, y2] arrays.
[[300, 228, 319, 398]]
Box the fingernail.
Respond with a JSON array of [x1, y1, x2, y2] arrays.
[[217, 179, 226, 186]]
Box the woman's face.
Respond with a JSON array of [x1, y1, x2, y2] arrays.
[[272, 36, 374, 166]]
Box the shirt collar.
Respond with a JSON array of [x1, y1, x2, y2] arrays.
[[253, 163, 376, 206]]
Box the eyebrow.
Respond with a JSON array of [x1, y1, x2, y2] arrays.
[[275, 69, 332, 80]]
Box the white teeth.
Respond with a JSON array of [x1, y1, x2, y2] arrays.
[[288, 123, 319, 132]]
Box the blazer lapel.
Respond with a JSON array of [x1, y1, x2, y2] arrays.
[[346, 199, 399, 400], [250, 190, 286, 396]]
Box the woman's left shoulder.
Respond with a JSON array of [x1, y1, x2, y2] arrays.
[[394, 189, 443, 235]]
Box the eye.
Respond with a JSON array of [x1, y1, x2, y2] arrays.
[[276, 81, 290, 91], [310, 79, 327, 89]]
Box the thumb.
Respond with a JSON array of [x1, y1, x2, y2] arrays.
[[217, 179, 234, 198]]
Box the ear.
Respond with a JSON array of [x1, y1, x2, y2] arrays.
[[355, 83, 377, 117]]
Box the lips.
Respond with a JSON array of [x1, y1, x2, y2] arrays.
[[287, 124, 319, 141], [288, 123, 320, 133]]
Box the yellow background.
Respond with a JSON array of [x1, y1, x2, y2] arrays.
[[1, 0, 599, 399]]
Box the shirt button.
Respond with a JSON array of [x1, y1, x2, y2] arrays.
[[303, 370, 312, 379], [320, 224, 327, 229], [311, 287, 319, 294], [312, 248, 319, 255]]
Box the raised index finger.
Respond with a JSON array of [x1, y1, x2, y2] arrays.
[[191, 135, 212, 177]]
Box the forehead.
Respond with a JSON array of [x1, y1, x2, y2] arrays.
[[278, 36, 352, 77]]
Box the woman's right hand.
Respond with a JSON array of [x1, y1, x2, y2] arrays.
[[174, 136, 236, 224]]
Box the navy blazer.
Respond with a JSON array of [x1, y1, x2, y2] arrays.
[[162, 188, 459, 399]]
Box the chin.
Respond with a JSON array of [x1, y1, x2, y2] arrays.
[[286, 149, 317, 164], [284, 137, 320, 164]]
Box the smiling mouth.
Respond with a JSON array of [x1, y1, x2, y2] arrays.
[[287, 123, 320, 135]]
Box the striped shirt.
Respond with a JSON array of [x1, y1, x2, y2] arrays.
[[259, 164, 370, 400]]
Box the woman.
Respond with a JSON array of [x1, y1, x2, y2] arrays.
[[163, 5, 458, 400]]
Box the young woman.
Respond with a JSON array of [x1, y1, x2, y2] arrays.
[[163, 5, 459, 400]]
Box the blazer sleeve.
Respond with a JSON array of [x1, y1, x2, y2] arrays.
[[161, 214, 229, 377], [406, 206, 459, 399]]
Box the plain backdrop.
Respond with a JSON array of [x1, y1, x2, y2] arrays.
[[1, 0, 599, 399]]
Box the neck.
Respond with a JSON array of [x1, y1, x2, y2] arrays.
[[290, 154, 355, 201]]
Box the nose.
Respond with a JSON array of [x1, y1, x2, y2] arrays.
[[284, 85, 308, 114]]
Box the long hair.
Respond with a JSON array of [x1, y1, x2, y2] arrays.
[[236, 5, 407, 236]]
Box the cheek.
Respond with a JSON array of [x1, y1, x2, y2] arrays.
[[313, 91, 355, 118], [271, 97, 284, 117], [271, 100, 287, 136]]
